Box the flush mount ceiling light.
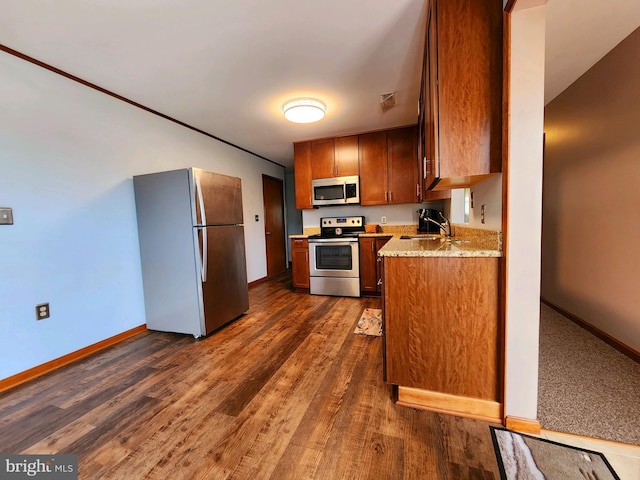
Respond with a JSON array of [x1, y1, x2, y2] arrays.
[[283, 98, 326, 123]]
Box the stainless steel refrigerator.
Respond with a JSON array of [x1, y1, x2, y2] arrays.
[[133, 168, 249, 337]]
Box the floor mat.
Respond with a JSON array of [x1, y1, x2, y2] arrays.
[[354, 308, 382, 336], [491, 427, 620, 480]]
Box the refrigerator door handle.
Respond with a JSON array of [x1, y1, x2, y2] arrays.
[[195, 173, 208, 283], [201, 227, 207, 283], [195, 172, 207, 227]]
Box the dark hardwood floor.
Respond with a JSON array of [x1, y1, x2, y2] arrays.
[[0, 273, 501, 479]]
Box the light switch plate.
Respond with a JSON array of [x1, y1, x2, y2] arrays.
[[0, 207, 13, 225]]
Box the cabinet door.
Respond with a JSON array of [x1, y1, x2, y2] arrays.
[[310, 139, 335, 179], [388, 126, 419, 204], [293, 143, 313, 209], [375, 237, 391, 293], [334, 135, 359, 176], [290, 239, 310, 289], [425, 1, 439, 189], [359, 131, 388, 206], [427, 0, 502, 188], [359, 237, 378, 294], [384, 256, 500, 401]]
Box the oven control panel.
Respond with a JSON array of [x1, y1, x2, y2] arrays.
[[321, 216, 364, 227]]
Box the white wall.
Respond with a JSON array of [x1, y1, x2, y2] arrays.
[[450, 175, 504, 230], [542, 26, 640, 352], [504, 3, 546, 421], [0, 52, 283, 380], [469, 175, 503, 231]]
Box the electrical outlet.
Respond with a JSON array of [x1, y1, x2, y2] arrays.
[[481, 205, 485, 224], [0, 207, 13, 225], [36, 303, 50, 320], [381, 216, 387, 224]]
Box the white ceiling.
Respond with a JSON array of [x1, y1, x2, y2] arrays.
[[544, 0, 640, 104], [1, 0, 639, 167]]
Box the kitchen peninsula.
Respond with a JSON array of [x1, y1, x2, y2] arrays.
[[379, 228, 503, 422]]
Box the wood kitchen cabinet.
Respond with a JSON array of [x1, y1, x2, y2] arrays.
[[421, 0, 502, 191], [290, 238, 310, 291], [299, 135, 359, 180], [293, 135, 359, 209], [293, 143, 313, 209], [360, 126, 420, 206], [359, 236, 391, 295], [382, 255, 501, 421]]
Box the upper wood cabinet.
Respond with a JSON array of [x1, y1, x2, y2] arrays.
[[307, 135, 359, 180], [387, 127, 420, 205], [293, 127, 420, 210], [359, 132, 388, 206], [422, 0, 503, 191], [334, 136, 359, 177], [310, 139, 335, 179], [294, 142, 313, 209], [360, 126, 420, 206]]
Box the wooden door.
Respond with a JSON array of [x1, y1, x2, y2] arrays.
[[388, 127, 419, 204], [359, 131, 388, 205], [262, 175, 286, 278]]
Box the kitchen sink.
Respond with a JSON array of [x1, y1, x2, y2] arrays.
[[399, 235, 440, 240]]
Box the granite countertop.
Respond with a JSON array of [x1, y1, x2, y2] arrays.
[[378, 234, 502, 258], [290, 224, 502, 258]]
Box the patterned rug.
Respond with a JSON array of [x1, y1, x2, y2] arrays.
[[354, 308, 382, 336], [491, 427, 620, 480]]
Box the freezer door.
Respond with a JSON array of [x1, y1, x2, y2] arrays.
[[197, 225, 249, 334], [193, 169, 244, 226]]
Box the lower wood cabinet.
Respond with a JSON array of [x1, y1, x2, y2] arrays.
[[382, 255, 502, 421], [359, 236, 391, 295], [290, 238, 310, 291]]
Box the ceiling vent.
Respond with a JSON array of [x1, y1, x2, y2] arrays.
[[380, 92, 396, 113]]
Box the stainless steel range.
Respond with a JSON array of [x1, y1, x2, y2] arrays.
[[308, 215, 365, 297]]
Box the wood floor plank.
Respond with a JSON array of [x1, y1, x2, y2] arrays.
[[0, 272, 503, 479]]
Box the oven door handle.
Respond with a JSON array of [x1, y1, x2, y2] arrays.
[[308, 239, 359, 245]]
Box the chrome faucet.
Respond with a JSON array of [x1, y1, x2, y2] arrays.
[[425, 212, 453, 237]]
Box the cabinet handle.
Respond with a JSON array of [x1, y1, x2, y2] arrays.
[[305, 252, 308, 261], [385, 191, 388, 202], [423, 156, 427, 179], [416, 183, 420, 198], [377, 257, 382, 263], [389, 191, 393, 202], [377, 279, 383, 286]]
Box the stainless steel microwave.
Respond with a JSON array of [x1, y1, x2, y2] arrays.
[[311, 175, 360, 207]]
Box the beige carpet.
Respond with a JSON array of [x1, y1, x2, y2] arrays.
[[354, 308, 382, 336], [538, 303, 640, 446]]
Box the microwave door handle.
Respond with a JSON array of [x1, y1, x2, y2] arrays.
[[194, 173, 207, 282], [344, 182, 348, 203]]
